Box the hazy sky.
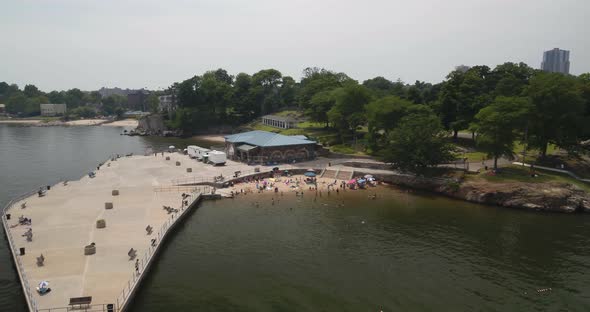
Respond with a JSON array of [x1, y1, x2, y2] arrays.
[[1, 0, 588, 91]]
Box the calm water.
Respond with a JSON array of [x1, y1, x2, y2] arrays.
[[2, 125, 590, 311]]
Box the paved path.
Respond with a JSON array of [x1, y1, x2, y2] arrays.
[[513, 162, 590, 183]]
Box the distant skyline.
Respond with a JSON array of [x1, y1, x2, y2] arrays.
[[1, 0, 589, 91]]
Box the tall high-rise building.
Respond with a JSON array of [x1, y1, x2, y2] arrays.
[[541, 48, 570, 74]]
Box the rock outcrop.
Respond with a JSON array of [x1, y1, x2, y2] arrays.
[[445, 181, 590, 213], [374, 172, 590, 213]]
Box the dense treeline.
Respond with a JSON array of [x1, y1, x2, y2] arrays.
[[0, 82, 129, 118], [3, 63, 590, 172], [168, 64, 590, 171]]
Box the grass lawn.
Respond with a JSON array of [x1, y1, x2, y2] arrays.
[[461, 151, 489, 162], [469, 165, 590, 192], [451, 132, 558, 164], [246, 119, 369, 156]]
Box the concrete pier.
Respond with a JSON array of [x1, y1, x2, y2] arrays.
[[1, 152, 251, 311], [2, 151, 388, 311]]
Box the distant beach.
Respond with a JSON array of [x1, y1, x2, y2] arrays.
[[0, 118, 138, 127], [190, 134, 227, 143]]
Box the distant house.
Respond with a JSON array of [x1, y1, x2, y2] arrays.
[[40, 104, 67, 117], [0, 104, 5, 115], [127, 90, 149, 111], [261, 115, 296, 129], [158, 95, 177, 114], [225, 130, 316, 164]]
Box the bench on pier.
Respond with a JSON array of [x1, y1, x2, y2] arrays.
[[69, 296, 92, 309], [128, 248, 137, 260]]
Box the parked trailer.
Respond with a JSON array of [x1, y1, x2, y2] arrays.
[[187, 146, 210, 161], [187, 145, 199, 159], [207, 150, 227, 166], [195, 147, 211, 161]]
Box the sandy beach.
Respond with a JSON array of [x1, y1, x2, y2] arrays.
[[190, 134, 227, 143], [0, 119, 43, 125], [220, 174, 376, 198], [64, 119, 108, 126], [102, 119, 138, 127], [0, 118, 138, 128]]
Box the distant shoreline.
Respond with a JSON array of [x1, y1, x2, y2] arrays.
[[0, 118, 138, 127]]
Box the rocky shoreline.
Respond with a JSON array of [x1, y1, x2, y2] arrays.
[[368, 172, 590, 213]]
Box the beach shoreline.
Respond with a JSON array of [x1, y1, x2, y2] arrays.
[[190, 134, 227, 143], [0, 118, 138, 127]]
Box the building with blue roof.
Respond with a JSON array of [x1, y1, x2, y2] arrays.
[[224, 130, 317, 164]]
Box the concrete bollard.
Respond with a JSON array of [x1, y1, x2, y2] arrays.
[[186, 168, 192, 173], [105, 202, 113, 209], [165, 157, 170, 160], [176, 161, 181, 166], [112, 190, 119, 196], [96, 219, 106, 228], [84, 244, 96, 255]]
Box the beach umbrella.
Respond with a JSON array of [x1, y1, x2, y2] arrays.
[[357, 179, 367, 184], [168, 145, 175, 149], [347, 179, 356, 184], [364, 174, 373, 179], [304, 172, 316, 177]]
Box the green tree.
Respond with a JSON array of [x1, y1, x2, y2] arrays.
[[438, 66, 493, 139], [23, 84, 42, 98], [299, 67, 354, 111], [69, 106, 97, 118], [491, 62, 534, 97], [6, 93, 26, 114], [47, 91, 65, 103], [471, 97, 532, 170], [578, 73, 590, 139], [307, 89, 337, 126], [327, 84, 372, 143], [527, 72, 586, 156], [366, 96, 414, 149], [251, 69, 283, 114], [231, 73, 255, 122], [384, 112, 454, 173], [147, 94, 159, 113], [101, 94, 127, 116], [280, 76, 297, 107], [64, 88, 85, 108]]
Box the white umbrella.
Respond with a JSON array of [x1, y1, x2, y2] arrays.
[[364, 174, 373, 179], [168, 145, 175, 149]]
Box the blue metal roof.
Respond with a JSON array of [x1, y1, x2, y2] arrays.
[[225, 130, 316, 147]]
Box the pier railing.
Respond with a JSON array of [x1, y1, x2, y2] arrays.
[[115, 185, 210, 311], [170, 168, 276, 186], [2, 189, 42, 312], [37, 303, 115, 312]]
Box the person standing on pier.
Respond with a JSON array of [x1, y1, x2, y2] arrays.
[[135, 259, 140, 274]]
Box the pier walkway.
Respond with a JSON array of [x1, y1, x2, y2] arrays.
[[1, 153, 230, 311]]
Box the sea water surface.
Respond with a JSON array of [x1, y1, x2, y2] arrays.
[[1, 124, 590, 311]]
